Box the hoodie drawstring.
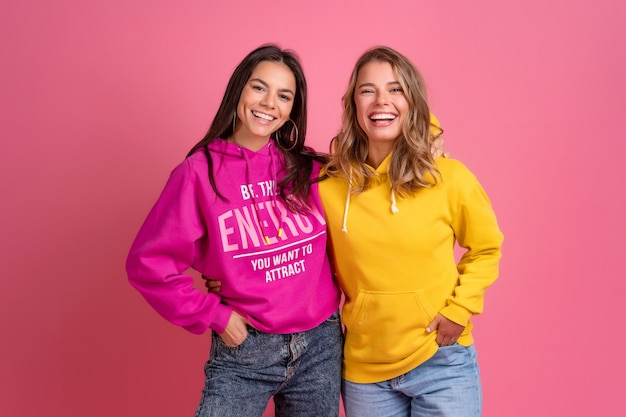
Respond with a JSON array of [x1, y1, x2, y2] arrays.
[[239, 143, 285, 245], [267, 142, 285, 240], [341, 167, 399, 233], [390, 186, 400, 214], [341, 168, 352, 233]]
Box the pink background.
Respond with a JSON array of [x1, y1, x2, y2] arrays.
[[1, 1, 625, 416]]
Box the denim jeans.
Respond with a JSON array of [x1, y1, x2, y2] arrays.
[[342, 344, 481, 417], [194, 310, 343, 417]]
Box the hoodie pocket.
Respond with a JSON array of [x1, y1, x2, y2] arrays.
[[343, 290, 438, 364]]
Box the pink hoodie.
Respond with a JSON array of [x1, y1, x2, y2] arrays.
[[126, 139, 340, 335]]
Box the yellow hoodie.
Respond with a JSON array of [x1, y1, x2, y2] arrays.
[[319, 154, 503, 383]]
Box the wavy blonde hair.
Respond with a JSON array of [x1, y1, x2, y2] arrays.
[[326, 46, 441, 196]]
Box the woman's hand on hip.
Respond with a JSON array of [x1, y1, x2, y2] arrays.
[[219, 310, 250, 347], [426, 313, 465, 346]]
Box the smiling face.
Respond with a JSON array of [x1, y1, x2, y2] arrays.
[[232, 60, 296, 151], [354, 60, 409, 164]]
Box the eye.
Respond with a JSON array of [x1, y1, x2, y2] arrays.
[[279, 94, 293, 101], [390, 87, 403, 93], [252, 84, 265, 92], [360, 89, 374, 95]]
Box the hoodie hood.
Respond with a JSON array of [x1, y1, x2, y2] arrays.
[[341, 113, 443, 233]]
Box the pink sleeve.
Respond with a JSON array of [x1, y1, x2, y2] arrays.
[[126, 159, 231, 334]]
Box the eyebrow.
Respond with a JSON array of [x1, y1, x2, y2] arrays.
[[357, 81, 402, 89], [249, 78, 295, 96]]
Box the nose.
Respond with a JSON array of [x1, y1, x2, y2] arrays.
[[375, 91, 390, 105], [260, 93, 276, 108]]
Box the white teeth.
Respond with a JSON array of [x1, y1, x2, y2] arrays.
[[370, 113, 396, 120], [252, 111, 275, 121]]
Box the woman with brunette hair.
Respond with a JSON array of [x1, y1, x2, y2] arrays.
[[127, 44, 342, 417], [319, 46, 503, 417]]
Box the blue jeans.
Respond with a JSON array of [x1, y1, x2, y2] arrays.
[[342, 344, 482, 417], [194, 310, 343, 417]]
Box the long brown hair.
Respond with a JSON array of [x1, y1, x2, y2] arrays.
[[188, 44, 326, 211], [325, 46, 440, 196]]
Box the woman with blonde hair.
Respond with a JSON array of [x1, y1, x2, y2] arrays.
[[320, 46, 503, 417]]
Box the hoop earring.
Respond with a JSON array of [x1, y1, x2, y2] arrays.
[[275, 119, 298, 152], [232, 111, 237, 131]]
